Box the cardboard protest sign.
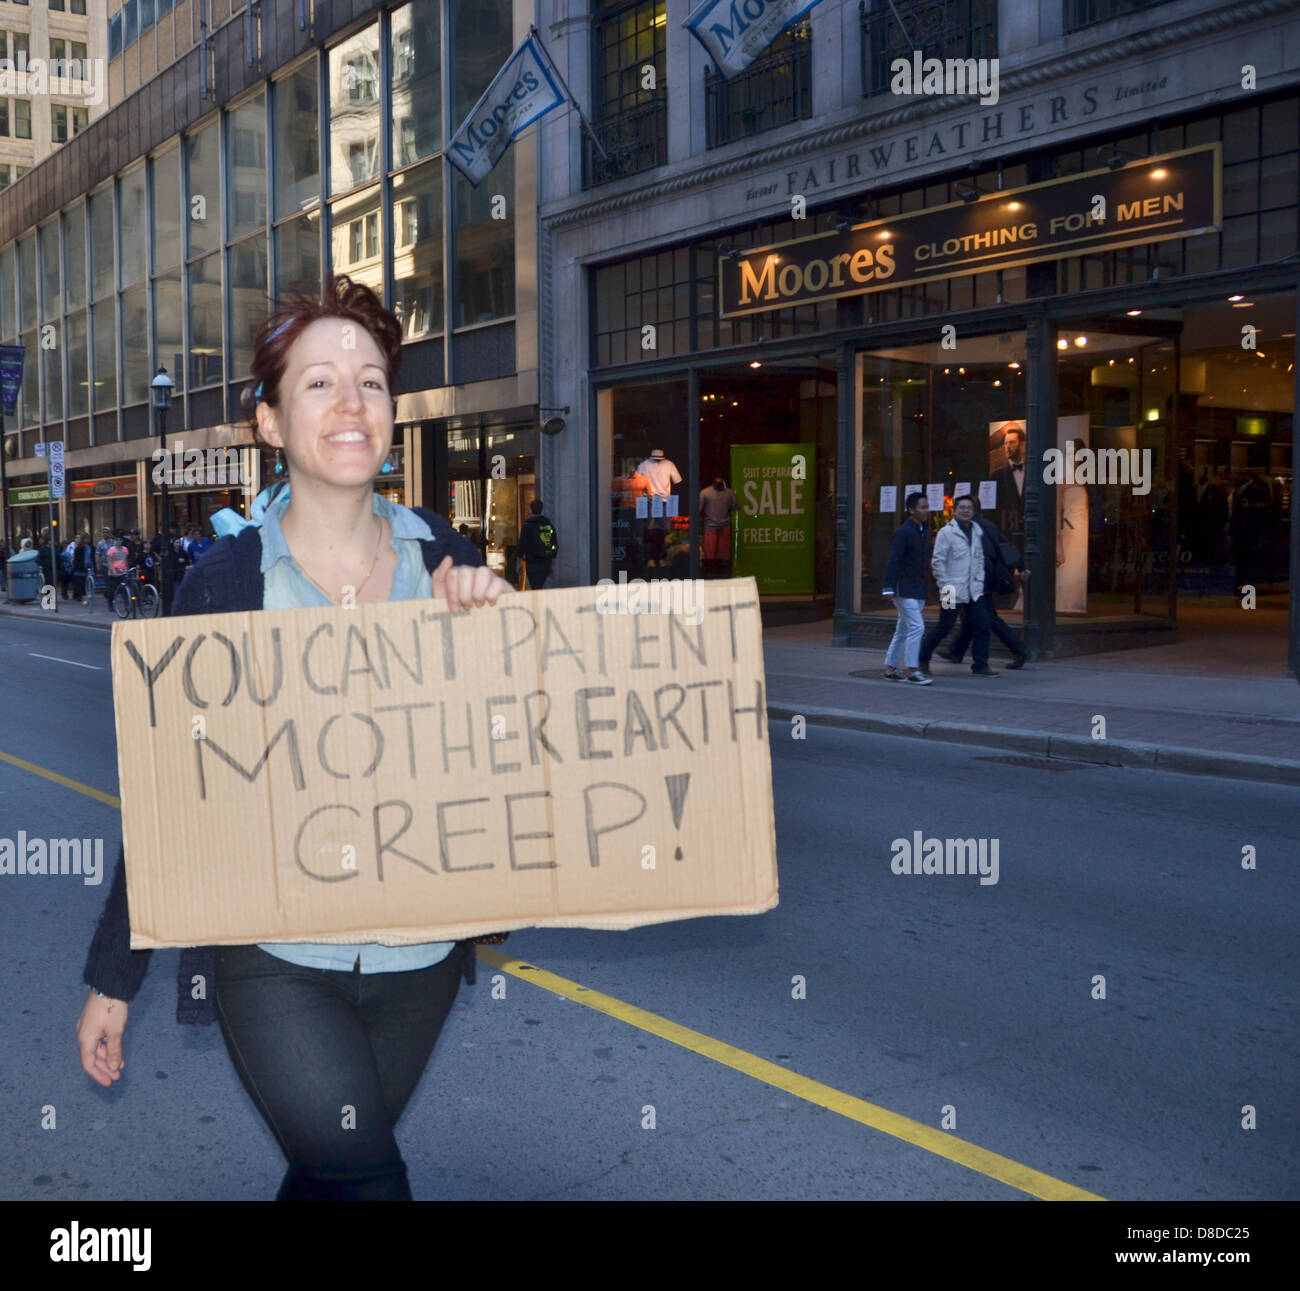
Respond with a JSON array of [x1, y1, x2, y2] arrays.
[[110, 579, 778, 948]]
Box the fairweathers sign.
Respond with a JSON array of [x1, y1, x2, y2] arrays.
[[720, 145, 1220, 318]]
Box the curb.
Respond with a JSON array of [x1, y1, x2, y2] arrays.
[[0, 604, 114, 630], [767, 703, 1300, 788]]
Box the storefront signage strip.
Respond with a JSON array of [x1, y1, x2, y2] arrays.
[[719, 145, 1220, 318]]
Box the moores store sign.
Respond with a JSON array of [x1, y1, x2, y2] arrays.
[[719, 145, 1220, 318]]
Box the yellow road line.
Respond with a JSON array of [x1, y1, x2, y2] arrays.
[[0, 748, 120, 808], [2, 747, 1103, 1200], [477, 948, 1106, 1202]]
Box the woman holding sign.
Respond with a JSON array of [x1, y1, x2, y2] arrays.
[[77, 274, 513, 1200]]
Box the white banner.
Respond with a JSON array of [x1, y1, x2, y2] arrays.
[[446, 35, 566, 187], [684, 0, 824, 79]]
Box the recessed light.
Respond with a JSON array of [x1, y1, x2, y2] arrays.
[[1057, 338, 1069, 350], [1151, 168, 1167, 180], [1228, 294, 1244, 302], [1126, 309, 1141, 316], [1231, 301, 1254, 308], [749, 361, 761, 368], [1073, 336, 1088, 347]]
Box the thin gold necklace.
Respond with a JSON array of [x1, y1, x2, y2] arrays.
[[295, 515, 387, 605]]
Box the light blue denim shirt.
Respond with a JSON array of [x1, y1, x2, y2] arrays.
[[257, 487, 455, 973]]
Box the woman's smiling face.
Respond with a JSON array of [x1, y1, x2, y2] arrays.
[[257, 317, 394, 488]]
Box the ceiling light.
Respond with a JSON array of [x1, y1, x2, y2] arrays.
[[1008, 361, 1020, 369], [1232, 301, 1255, 308], [749, 361, 761, 368], [1074, 336, 1088, 347], [1151, 168, 1167, 180], [1057, 338, 1069, 350], [992, 379, 1002, 387], [1126, 309, 1142, 316], [1228, 294, 1244, 302]]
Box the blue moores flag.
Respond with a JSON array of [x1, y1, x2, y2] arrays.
[[446, 35, 565, 186], [685, 0, 823, 78]]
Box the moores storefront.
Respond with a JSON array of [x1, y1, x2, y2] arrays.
[[585, 92, 1298, 665]]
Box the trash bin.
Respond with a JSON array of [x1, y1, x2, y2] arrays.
[[6, 550, 42, 603]]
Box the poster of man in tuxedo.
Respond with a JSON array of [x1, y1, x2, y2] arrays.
[[987, 418, 1090, 614]]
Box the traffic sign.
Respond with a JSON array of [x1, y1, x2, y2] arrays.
[[34, 442, 45, 456]]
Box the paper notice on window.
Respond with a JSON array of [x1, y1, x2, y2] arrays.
[[926, 483, 945, 511], [978, 480, 997, 509], [955, 482, 970, 501], [904, 484, 922, 507], [665, 495, 679, 517], [879, 486, 898, 513], [635, 496, 648, 519]]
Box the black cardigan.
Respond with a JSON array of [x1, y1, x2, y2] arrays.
[[82, 507, 486, 1026], [882, 519, 930, 601]]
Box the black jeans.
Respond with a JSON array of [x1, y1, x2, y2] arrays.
[[919, 599, 991, 669], [215, 942, 465, 1200], [948, 594, 1026, 661], [526, 558, 553, 589]]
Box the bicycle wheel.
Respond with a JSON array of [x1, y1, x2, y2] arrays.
[[113, 585, 132, 619], [139, 583, 162, 618]]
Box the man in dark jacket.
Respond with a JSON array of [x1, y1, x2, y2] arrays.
[[881, 491, 933, 684], [518, 499, 557, 589], [942, 500, 1029, 668]]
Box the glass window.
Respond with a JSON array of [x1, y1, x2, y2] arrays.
[[67, 310, 88, 418], [392, 162, 442, 340], [52, 0, 66, 9], [18, 234, 36, 330], [0, 166, 9, 191], [125, 0, 138, 48], [392, 1, 441, 166], [72, 108, 88, 135], [64, 205, 86, 309], [73, 42, 88, 67], [73, 0, 87, 13], [153, 271, 182, 394], [51, 40, 68, 65], [0, 101, 7, 137], [329, 26, 381, 195], [230, 233, 267, 377], [152, 149, 181, 270], [228, 92, 267, 240], [14, 34, 28, 66], [451, 0, 512, 125], [274, 211, 320, 299], [453, 155, 513, 326], [40, 220, 60, 319], [329, 184, 381, 295], [188, 252, 222, 387], [120, 286, 148, 402], [157, 0, 172, 15], [109, 14, 123, 60], [119, 168, 147, 288], [15, 100, 31, 140], [0, 246, 12, 340], [19, 330, 36, 427], [91, 302, 117, 412], [274, 62, 319, 221], [141, 0, 155, 30], [52, 105, 69, 144], [43, 326, 64, 423], [90, 186, 115, 300], [186, 123, 221, 258]]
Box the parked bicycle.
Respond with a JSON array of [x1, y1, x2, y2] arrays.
[[112, 566, 161, 619]]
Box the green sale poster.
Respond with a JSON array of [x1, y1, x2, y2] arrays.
[[730, 443, 816, 594]]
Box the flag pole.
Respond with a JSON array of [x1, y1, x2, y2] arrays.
[[528, 24, 610, 164]]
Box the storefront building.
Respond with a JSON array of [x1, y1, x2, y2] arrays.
[[0, 0, 540, 582], [537, 0, 1299, 667]]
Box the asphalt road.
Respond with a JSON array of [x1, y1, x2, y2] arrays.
[[0, 613, 1295, 1201]]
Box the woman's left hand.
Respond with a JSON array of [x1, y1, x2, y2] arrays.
[[433, 556, 513, 611]]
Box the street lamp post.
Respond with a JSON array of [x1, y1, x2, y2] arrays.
[[151, 365, 174, 612]]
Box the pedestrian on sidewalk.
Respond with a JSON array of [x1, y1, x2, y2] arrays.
[[919, 494, 997, 677], [941, 500, 1029, 670], [881, 491, 933, 685], [518, 498, 558, 589], [105, 533, 129, 607]]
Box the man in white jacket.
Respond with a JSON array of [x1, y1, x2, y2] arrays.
[[919, 495, 997, 676]]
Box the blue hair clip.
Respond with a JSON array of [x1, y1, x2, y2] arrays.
[[253, 381, 264, 401], [266, 317, 295, 345]]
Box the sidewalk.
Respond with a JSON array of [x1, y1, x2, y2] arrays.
[[763, 618, 1300, 787], [5, 593, 1299, 786]]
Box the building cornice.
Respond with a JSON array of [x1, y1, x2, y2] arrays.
[[542, 0, 1298, 231]]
